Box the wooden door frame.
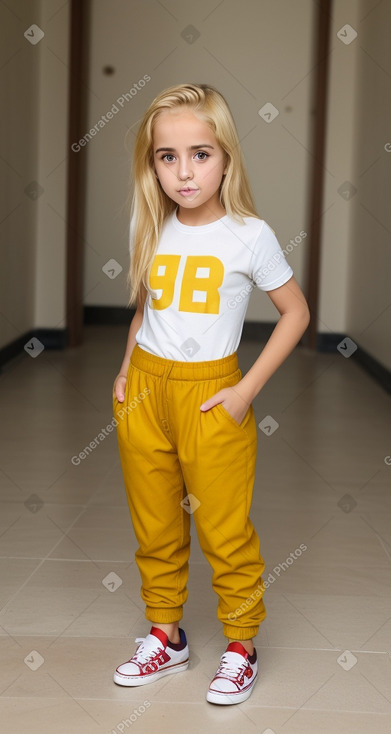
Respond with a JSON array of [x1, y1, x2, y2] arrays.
[[65, 0, 90, 347], [302, 0, 333, 348]]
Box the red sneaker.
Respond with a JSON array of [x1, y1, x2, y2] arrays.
[[114, 626, 189, 687], [206, 641, 258, 705]]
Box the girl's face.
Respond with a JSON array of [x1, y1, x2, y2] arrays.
[[153, 107, 227, 220]]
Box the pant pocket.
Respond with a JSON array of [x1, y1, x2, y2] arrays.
[[213, 368, 253, 431], [215, 401, 253, 431]]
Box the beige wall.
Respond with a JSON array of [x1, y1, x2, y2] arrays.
[[0, 0, 40, 349], [0, 0, 69, 351], [34, 0, 70, 328], [346, 0, 391, 370], [318, 0, 391, 372], [83, 0, 315, 322], [318, 0, 361, 335]]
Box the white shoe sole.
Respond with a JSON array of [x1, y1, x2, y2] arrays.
[[114, 659, 189, 687], [206, 675, 257, 705]]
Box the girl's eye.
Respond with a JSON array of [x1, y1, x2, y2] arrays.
[[160, 151, 210, 162]]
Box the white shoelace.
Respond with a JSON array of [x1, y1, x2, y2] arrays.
[[216, 653, 250, 682], [130, 635, 164, 665]]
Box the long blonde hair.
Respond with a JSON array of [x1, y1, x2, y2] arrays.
[[126, 82, 260, 308]]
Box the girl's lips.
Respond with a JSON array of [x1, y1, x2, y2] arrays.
[[178, 188, 200, 198]]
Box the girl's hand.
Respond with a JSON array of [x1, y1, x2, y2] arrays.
[[113, 374, 127, 403], [200, 386, 250, 426]]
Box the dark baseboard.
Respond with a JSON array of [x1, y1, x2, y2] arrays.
[[84, 305, 134, 325], [241, 320, 276, 342], [350, 343, 391, 394], [1, 310, 390, 395], [316, 332, 345, 352], [316, 331, 391, 394], [0, 328, 67, 370]]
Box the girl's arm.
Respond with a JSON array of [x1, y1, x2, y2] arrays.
[[200, 276, 310, 421], [236, 276, 310, 404], [113, 285, 146, 402]]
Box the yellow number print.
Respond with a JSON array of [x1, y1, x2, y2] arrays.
[[149, 255, 181, 310], [179, 256, 224, 314], [149, 255, 224, 313]]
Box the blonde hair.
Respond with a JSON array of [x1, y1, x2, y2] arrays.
[[126, 82, 260, 308]]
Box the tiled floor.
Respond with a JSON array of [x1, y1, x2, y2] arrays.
[[1, 324, 391, 733]]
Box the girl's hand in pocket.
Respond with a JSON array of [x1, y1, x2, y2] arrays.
[[200, 386, 250, 425], [113, 374, 127, 403]]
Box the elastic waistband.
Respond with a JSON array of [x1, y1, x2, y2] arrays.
[[130, 345, 239, 380]]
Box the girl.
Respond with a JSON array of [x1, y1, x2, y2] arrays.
[[112, 83, 310, 705]]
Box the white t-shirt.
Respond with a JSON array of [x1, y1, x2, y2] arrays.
[[132, 208, 293, 361]]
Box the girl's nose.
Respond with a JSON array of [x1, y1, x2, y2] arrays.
[[177, 158, 194, 181]]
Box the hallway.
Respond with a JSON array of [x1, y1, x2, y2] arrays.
[[0, 325, 390, 732]]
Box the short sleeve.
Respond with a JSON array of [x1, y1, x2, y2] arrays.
[[250, 221, 293, 291]]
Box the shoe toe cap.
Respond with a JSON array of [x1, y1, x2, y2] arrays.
[[210, 676, 236, 693], [116, 661, 140, 677]]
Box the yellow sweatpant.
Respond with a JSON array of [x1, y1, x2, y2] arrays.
[[113, 345, 266, 640]]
